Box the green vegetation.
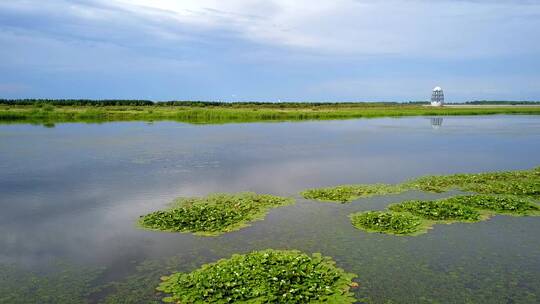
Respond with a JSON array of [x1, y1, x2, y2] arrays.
[[157, 249, 357, 303], [99, 257, 185, 304], [0, 257, 186, 304], [301, 184, 405, 203], [1, 101, 540, 125], [139, 192, 294, 236], [350, 194, 540, 236], [349, 211, 424, 235], [406, 167, 540, 198], [388, 200, 481, 221], [303, 166, 540, 203], [313, 166, 540, 235], [445, 195, 540, 215]]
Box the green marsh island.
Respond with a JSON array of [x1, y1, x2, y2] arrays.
[[302, 184, 406, 203], [302, 166, 540, 203], [139, 192, 294, 236], [157, 249, 357, 303], [138, 166, 539, 303], [349, 211, 425, 235], [303, 167, 540, 235], [350, 194, 540, 236]]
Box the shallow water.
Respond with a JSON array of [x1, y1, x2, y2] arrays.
[[1, 115, 539, 303]]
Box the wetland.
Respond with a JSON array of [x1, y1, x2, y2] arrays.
[[1, 115, 540, 303], [2, 102, 540, 125]]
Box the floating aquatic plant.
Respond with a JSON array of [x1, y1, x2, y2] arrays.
[[301, 184, 405, 203], [302, 167, 540, 203], [407, 167, 540, 198], [445, 195, 540, 215], [139, 192, 294, 236], [389, 199, 481, 222], [349, 211, 424, 235], [157, 249, 357, 303], [351, 193, 540, 236]]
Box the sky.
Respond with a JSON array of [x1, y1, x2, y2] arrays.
[[0, 0, 539, 102]]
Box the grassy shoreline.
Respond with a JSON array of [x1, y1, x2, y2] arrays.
[[1, 104, 540, 125]]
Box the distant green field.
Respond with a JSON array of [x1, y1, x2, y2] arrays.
[[1, 102, 539, 125]]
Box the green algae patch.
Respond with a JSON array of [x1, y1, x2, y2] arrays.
[[100, 257, 185, 304], [0, 263, 103, 304], [157, 249, 357, 303], [445, 195, 540, 216], [139, 192, 294, 236], [389, 199, 482, 222], [349, 211, 428, 235], [301, 184, 405, 203]]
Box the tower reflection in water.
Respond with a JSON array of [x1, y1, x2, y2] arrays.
[[430, 117, 443, 129]]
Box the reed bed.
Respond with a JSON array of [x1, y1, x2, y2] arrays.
[[2, 104, 540, 125]]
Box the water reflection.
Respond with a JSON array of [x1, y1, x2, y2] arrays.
[[430, 117, 443, 129]]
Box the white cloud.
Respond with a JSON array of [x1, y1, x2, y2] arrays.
[[105, 0, 540, 57], [1, 0, 539, 58]]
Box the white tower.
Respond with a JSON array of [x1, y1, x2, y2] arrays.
[[431, 86, 444, 106]]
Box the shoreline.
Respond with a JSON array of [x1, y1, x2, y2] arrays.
[[1, 104, 540, 125]]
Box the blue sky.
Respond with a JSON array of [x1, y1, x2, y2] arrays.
[[1, 0, 539, 102]]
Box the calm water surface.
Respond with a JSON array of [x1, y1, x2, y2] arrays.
[[1, 115, 539, 303]]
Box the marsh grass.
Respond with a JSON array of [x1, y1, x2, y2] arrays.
[[2, 104, 540, 125], [138, 192, 294, 236], [157, 249, 357, 303]]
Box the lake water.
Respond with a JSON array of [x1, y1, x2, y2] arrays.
[[1, 115, 539, 303]]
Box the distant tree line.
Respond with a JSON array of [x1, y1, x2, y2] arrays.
[[156, 101, 410, 108], [0, 99, 421, 107], [0, 99, 154, 106]]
